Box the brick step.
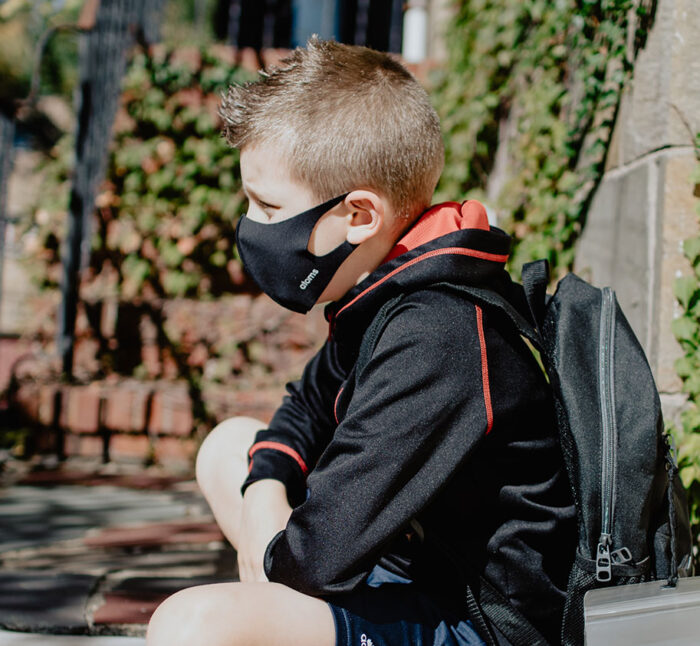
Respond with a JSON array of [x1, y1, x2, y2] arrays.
[[10, 379, 287, 466]]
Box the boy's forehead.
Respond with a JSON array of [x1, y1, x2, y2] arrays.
[[240, 144, 317, 205], [240, 145, 291, 188]]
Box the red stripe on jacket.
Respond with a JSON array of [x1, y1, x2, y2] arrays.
[[335, 247, 509, 321], [475, 305, 494, 435], [248, 441, 310, 476], [334, 386, 345, 425]]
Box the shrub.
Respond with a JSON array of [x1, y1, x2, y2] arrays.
[[432, 0, 653, 277], [26, 44, 254, 300]]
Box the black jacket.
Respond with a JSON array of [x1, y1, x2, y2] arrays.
[[241, 201, 576, 644]]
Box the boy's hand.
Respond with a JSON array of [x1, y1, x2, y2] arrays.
[[238, 479, 293, 582]]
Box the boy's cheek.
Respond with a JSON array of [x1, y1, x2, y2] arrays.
[[243, 203, 265, 223], [308, 218, 349, 255]]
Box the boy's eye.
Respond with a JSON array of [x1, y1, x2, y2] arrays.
[[241, 187, 278, 211], [249, 194, 278, 211]]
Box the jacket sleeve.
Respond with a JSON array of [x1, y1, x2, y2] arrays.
[[263, 293, 494, 595], [241, 338, 346, 506]]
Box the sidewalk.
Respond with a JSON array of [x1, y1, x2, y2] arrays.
[[0, 631, 144, 645], [0, 461, 236, 643]]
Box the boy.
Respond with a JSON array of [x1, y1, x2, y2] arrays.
[[147, 38, 576, 646]]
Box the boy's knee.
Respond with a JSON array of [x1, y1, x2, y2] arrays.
[[147, 583, 279, 646], [147, 587, 197, 646], [148, 586, 230, 646], [195, 416, 264, 492]]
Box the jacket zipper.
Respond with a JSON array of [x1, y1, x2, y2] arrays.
[[595, 287, 632, 582]]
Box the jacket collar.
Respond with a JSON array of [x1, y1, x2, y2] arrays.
[[383, 199, 491, 263], [325, 200, 512, 339]]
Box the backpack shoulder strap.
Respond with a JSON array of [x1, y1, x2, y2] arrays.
[[478, 576, 551, 646], [521, 260, 550, 333], [436, 283, 542, 349], [357, 282, 542, 374]]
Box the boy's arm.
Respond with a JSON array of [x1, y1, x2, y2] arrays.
[[238, 479, 292, 582], [261, 294, 503, 594], [241, 338, 346, 506]]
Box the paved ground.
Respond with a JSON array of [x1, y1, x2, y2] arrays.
[[0, 630, 145, 645], [0, 461, 237, 643]]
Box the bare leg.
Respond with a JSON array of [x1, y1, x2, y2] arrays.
[[188, 420, 335, 645], [196, 416, 265, 549], [147, 581, 336, 646]]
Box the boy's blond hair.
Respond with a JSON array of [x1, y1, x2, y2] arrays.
[[219, 37, 444, 219]]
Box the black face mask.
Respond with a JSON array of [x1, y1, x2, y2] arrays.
[[235, 193, 356, 313]]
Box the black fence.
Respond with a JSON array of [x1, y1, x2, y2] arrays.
[[220, 0, 404, 52]]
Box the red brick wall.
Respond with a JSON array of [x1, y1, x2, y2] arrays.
[[0, 336, 31, 395], [8, 293, 327, 469]]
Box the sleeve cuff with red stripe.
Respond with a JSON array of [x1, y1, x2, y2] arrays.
[[241, 444, 309, 507]]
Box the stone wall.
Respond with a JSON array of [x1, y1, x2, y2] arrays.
[[574, 0, 700, 419], [427, 0, 453, 62]]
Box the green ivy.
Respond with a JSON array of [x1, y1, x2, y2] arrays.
[[672, 132, 700, 551], [0, 0, 82, 104], [432, 0, 652, 278], [26, 45, 254, 300], [20, 45, 257, 410]]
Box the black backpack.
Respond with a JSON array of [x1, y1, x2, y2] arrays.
[[359, 259, 694, 646]]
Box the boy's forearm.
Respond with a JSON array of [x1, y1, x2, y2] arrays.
[[242, 478, 289, 505], [239, 478, 293, 582]]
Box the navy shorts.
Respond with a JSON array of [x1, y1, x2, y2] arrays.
[[325, 566, 486, 646]]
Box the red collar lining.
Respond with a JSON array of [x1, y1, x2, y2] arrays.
[[384, 200, 490, 263]]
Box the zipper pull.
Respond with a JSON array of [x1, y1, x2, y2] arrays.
[[596, 534, 613, 582], [611, 546, 632, 565]]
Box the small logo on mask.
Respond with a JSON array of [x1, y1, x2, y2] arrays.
[[360, 634, 374, 646], [299, 269, 319, 290]]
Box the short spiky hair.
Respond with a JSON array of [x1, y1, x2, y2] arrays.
[[219, 37, 444, 219]]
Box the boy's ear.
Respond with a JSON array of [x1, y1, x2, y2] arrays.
[[344, 189, 386, 245]]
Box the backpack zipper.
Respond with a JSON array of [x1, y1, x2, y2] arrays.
[[595, 287, 632, 582]]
